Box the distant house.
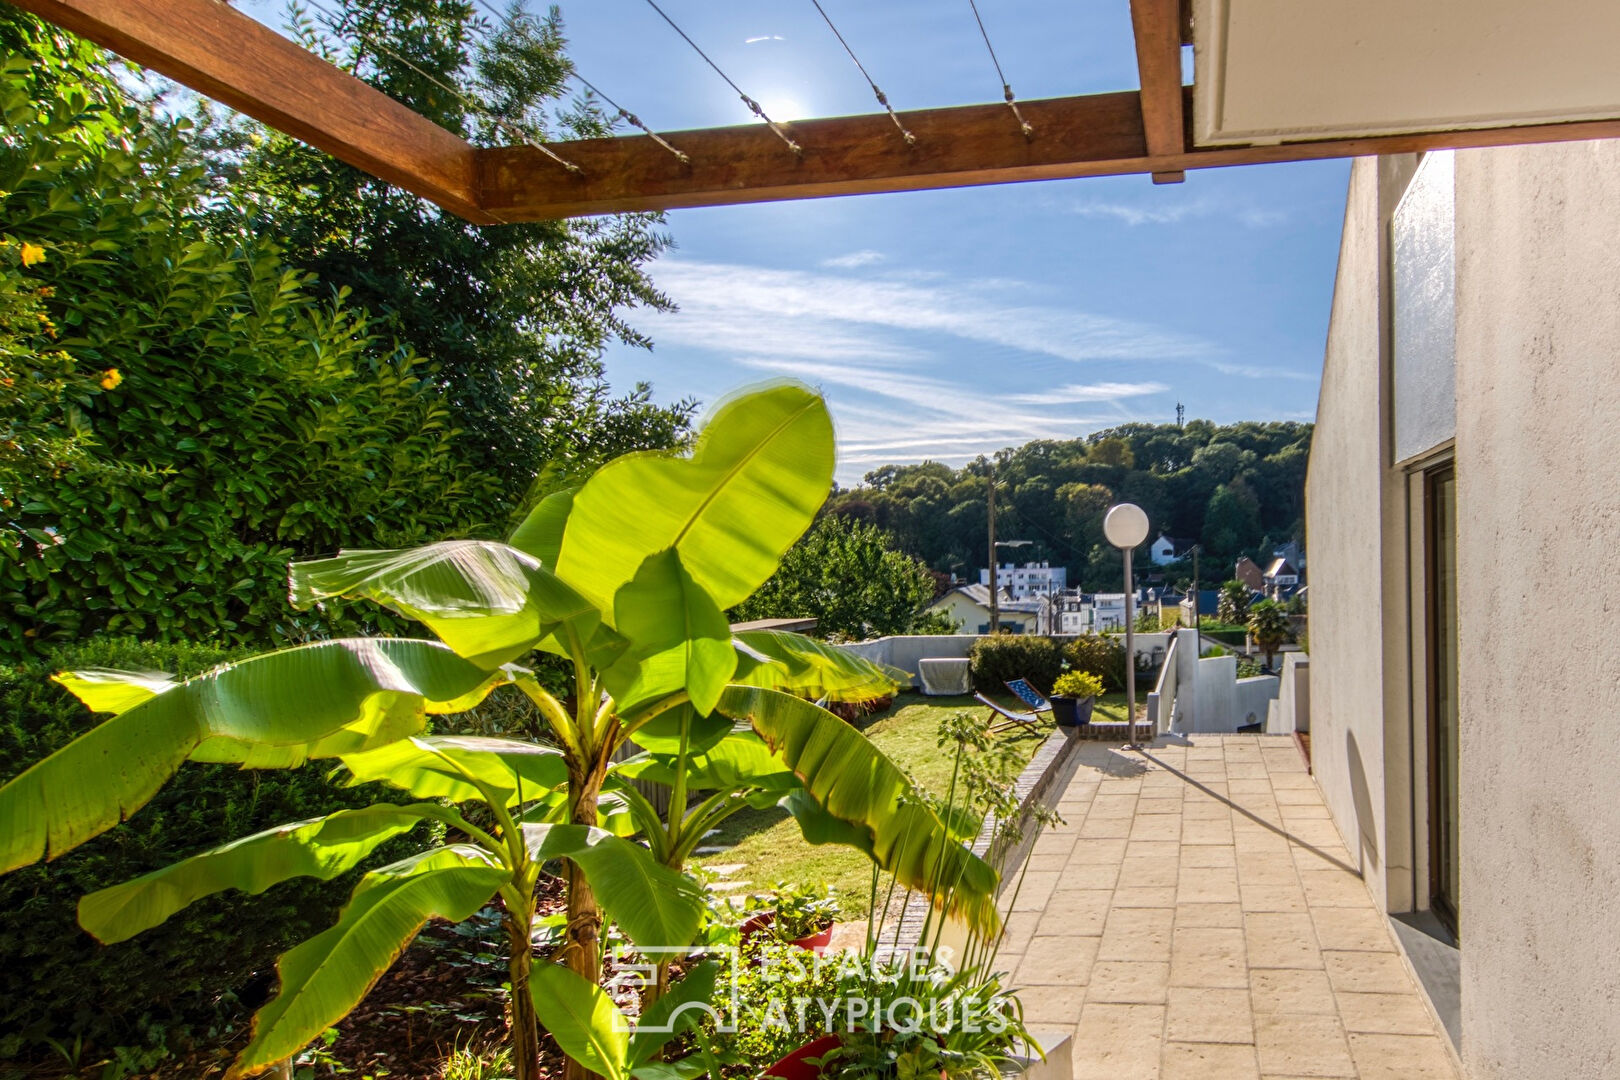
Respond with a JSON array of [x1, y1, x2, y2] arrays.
[[1089, 593, 1128, 631], [1263, 558, 1301, 600], [1179, 589, 1220, 626], [978, 560, 1067, 599], [928, 583, 1043, 634], [1233, 556, 1265, 591], [1271, 539, 1305, 572], [1149, 534, 1197, 566]]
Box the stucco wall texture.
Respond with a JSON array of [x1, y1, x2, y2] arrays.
[[1311, 141, 1620, 1080], [1452, 140, 1620, 1080], [1305, 157, 1395, 907]]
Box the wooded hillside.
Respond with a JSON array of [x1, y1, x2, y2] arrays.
[[825, 420, 1311, 591]]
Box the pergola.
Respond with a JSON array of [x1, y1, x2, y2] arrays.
[[17, 0, 1620, 224]]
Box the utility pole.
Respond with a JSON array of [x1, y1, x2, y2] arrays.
[[987, 461, 999, 633], [1191, 544, 1203, 635]]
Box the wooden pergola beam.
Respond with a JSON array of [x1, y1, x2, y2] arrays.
[[478, 91, 1620, 221], [1130, 0, 1189, 183], [16, 0, 1620, 224], [10, 0, 497, 224]]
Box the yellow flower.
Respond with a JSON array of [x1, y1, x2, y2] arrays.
[[100, 368, 122, 390], [19, 242, 45, 267]]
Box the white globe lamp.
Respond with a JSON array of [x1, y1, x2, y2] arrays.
[[1104, 502, 1150, 747]]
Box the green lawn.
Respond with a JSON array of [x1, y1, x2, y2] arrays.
[[693, 692, 1052, 917]]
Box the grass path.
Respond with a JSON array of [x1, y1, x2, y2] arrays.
[[694, 691, 1067, 917]]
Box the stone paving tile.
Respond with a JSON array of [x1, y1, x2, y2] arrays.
[[1099, 907, 1176, 962], [1181, 844, 1238, 868], [1254, 1012, 1357, 1077], [1165, 986, 1254, 1043], [1003, 735, 1457, 1079], [1162, 1041, 1261, 1079], [1251, 969, 1340, 1015], [1323, 951, 1415, 995], [1087, 960, 1171, 1004], [1119, 857, 1180, 889], [1344, 1033, 1458, 1079], [1016, 935, 1100, 985], [1073, 1003, 1166, 1080], [1335, 991, 1439, 1035]]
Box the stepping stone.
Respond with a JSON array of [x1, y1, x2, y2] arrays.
[[694, 845, 731, 855], [706, 880, 751, 892], [707, 863, 746, 876]]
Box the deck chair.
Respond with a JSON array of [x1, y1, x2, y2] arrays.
[[975, 692, 1044, 733], [1003, 678, 1052, 715]]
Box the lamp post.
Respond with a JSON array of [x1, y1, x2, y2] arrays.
[[985, 460, 1030, 633], [1104, 503, 1150, 748]]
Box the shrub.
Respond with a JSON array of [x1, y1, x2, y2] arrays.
[[1052, 670, 1104, 699], [0, 638, 418, 1058], [0, 42, 504, 654], [968, 634, 1063, 694], [1236, 657, 1263, 678], [1063, 633, 1127, 691]]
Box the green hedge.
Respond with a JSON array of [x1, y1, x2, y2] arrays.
[[0, 638, 419, 1059], [969, 635, 1063, 694], [1063, 634, 1127, 692]]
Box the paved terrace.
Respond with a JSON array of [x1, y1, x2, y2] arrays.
[[999, 735, 1457, 1080]]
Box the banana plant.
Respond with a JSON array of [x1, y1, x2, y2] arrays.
[[0, 383, 1002, 1080]]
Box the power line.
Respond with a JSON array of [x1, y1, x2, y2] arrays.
[[300, 0, 582, 176], [469, 0, 690, 164], [640, 0, 803, 156], [809, 0, 915, 146], [966, 0, 1033, 139]]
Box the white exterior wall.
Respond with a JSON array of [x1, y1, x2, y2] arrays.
[[1448, 139, 1620, 1080], [1309, 141, 1620, 1079], [1304, 155, 1414, 911]]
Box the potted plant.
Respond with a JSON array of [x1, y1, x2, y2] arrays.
[[1049, 671, 1104, 729], [742, 883, 842, 951]]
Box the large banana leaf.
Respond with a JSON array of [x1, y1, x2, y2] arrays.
[[556, 384, 834, 615], [717, 685, 1000, 938], [507, 487, 574, 569], [610, 549, 736, 716], [528, 962, 630, 1080], [0, 639, 501, 875], [627, 704, 734, 755], [78, 803, 446, 944], [53, 668, 179, 714], [232, 845, 507, 1077], [731, 630, 908, 702], [290, 540, 600, 668], [627, 961, 722, 1066], [338, 736, 567, 807], [613, 732, 798, 794], [522, 824, 706, 949]]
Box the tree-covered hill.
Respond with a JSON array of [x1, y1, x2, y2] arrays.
[[825, 420, 1311, 591]]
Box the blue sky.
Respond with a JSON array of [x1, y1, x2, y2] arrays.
[[244, 1, 1349, 484]]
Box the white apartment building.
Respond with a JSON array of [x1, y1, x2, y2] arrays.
[[978, 560, 1067, 599]]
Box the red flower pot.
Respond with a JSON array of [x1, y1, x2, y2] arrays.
[[761, 1033, 843, 1080]]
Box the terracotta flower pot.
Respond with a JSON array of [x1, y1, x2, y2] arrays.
[[739, 910, 834, 952], [761, 1033, 843, 1080]]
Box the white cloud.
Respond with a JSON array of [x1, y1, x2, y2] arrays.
[[648, 259, 1214, 365], [626, 258, 1197, 482], [1002, 381, 1168, 405], [820, 249, 885, 269], [1208, 361, 1316, 382], [1063, 197, 1290, 229]]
